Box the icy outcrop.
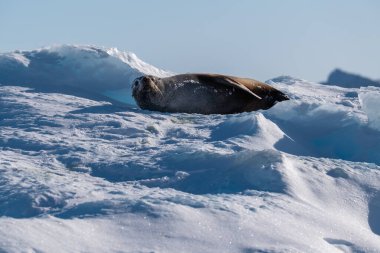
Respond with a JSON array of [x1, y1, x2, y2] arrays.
[[324, 68, 380, 88]]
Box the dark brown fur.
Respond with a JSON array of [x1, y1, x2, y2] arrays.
[[132, 73, 289, 114]]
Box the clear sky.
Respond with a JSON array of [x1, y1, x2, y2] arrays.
[[1, 0, 379, 82]]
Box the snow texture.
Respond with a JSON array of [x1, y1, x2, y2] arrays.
[[1, 45, 380, 253]]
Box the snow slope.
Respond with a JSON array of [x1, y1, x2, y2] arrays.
[[1, 46, 380, 253]]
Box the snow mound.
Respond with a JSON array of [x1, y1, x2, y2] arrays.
[[0, 45, 172, 104], [266, 77, 380, 164], [152, 149, 288, 194], [210, 113, 287, 149]]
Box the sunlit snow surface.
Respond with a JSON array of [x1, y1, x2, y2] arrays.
[[1, 46, 380, 253]]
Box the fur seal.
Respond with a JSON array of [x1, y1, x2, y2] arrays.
[[132, 73, 289, 114]]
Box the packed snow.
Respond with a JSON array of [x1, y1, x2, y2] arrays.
[[0, 45, 380, 253]]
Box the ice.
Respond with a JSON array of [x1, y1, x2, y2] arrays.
[[1, 46, 380, 252], [359, 87, 380, 131]]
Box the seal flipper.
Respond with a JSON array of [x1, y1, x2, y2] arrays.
[[197, 74, 262, 100], [224, 77, 262, 100]]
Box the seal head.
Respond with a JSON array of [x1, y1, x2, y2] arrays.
[[132, 75, 165, 111]]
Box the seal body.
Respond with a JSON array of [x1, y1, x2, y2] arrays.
[[132, 73, 289, 114]]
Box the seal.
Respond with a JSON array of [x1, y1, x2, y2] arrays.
[[132, 73, 289, 114]]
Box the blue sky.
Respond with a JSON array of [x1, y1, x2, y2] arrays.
[[1, 0, 379, 82]]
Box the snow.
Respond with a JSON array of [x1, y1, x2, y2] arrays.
[[1, 45, 380, 253], [0, 45, 172, 105]]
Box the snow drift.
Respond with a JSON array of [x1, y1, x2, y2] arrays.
[[1, 45, 380, 253]]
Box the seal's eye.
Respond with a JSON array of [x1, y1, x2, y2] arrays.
[[134, 81, 138, 87], [142, 76, 148, 82]]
